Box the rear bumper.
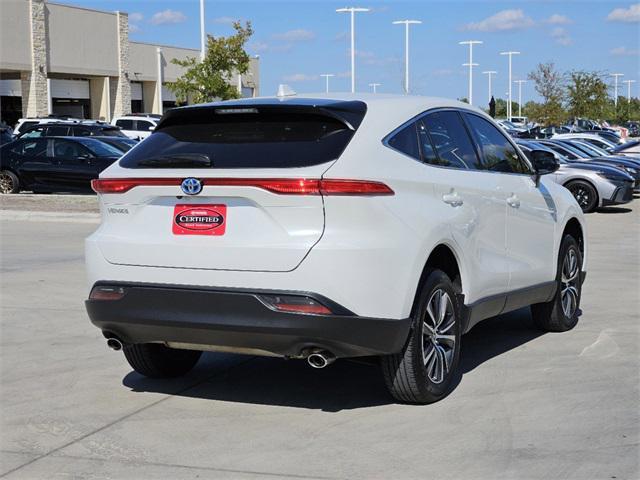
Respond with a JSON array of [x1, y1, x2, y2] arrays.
[[85, 282, 411, 358], [602, 181, 634, 206]]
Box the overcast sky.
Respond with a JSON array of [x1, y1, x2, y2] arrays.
[[63, 1, 639, 106]]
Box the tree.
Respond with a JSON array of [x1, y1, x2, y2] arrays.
[[527, 62, 566, 126], [167, 21, 253, 104], [566, 71, 609, 120]]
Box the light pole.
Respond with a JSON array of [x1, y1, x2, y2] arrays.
[[500, 51, 520, 120], [482, 70, 497, 102], [514, 80, 527, 117], [369, 82, 381, 93], [199, 0, 206, 61], [611, 73, 624, 107], [337, 7, 370, 93], [459, 40, 482, 105], [393, 20, 422, 94], [623, 79, 636, 103], [320, 74, 335, 93]]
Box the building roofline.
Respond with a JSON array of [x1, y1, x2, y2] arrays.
[[130, 41, 200, 54], [46, 1, 118, 17]]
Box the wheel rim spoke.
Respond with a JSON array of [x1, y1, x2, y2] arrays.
[[422, 288, 457, 384], [560, 247, 580, 318]]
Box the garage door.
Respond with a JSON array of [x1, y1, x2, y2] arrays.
[[0, 79, 21, 97], [50, 79, 90, 99], [131, 82, 143, 101], [162, 85, 176, 102]]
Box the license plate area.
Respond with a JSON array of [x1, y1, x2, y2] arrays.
[[172, 204, 226, 236]]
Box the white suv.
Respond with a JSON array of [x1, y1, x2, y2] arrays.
[[111, 114, 161, 140], [86, 94, 587, 403]]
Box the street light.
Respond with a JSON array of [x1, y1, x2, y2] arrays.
[[368, 82, 381, 93], [623, 79, 636, 103], [459, 40, 482, 105], [337, 7, 370, 93], [393, 20, 422, 94], [199, 0, 206, 61], [611, 73, 624, 107], [320, 74, 335, 93], [500, 51, 520, 120], [482, 71, 497, 102], [514, 79, 527, 118]]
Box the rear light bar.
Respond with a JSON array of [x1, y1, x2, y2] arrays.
[[91, 178, 394, 196], [257, 294, 333, 315], [89, 286, 127, 301]]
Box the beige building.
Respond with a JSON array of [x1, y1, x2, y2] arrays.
[[0, 0, 260, 127]]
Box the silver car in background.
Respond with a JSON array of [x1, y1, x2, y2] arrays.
[[517, 141, 635, 212]]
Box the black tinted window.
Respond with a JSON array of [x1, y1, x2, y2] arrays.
[[73, 127, 92, 137], [387, 123, 420, 160], [120, 107, 364, 169], [47, 125, 70, 136], [53, 139, 85, 157], [13, 139, 47, 156], [421, 111, 479, 170], [136, 120, 154, 131], [463, 113, 531, 174], [21, 127, 45, 138], [417, 121, 439, 164], [115, 119, 134, 130]]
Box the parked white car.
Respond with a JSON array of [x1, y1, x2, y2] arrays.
[[111, 114, 161, 140], [86, 94, 587, 404], [13, 117, 80, 136]]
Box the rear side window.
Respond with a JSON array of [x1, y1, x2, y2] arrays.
[[421, 111, 479, 170], [73, 127, 92, 137], [47, 125, 70, 136], [387, 123, 420, 160], [136, 120, 154, 131], [120, 105, 365, 169], [463, 113, 531, 174], [115, 119, 134, 130]]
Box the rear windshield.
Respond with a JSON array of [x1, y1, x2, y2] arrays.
[[119, 105, 365, 169]]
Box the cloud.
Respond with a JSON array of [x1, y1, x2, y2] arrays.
[[213, 16, 236, 25], [282, 73, 319, 82], [546, 14, 572, 25], [150, 9, 187, 25], [247, 41, 292, 54], [551, 27, 572, 46], [272, 29, 315, 42], [611, 46, 640, 56], [607, 3, 640, 23], [462, 9, 535, 32], [129, 23, 141, 33], [129, 12, 143, 22]]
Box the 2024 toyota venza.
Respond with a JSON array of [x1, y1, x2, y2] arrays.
[[85, 94, 587, 403]]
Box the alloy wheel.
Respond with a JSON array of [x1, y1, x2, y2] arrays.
[[560, 247, 580, 318], [422, 289, 456, 384], [0, 172, 14, 194], [568, 185, 591, 209]]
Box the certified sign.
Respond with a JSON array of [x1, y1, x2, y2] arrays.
[[172, 204, 226, 236]]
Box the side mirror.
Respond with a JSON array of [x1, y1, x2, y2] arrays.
[[530, 149, 559, 186]]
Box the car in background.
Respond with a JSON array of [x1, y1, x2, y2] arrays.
[[552, 133, 616, 152], [0, 126, 14, 146], [111, 114, 161, 140], [517, 140, 634, 212], [17, 122, 127, 139], [612, 140, 640, 157], [90, 136, 138, 153], [0, 136, 122, 194], [624, 121, 639, 137], [13, 116, 81, 136]]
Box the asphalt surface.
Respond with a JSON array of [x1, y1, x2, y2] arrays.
[[1, 199, 639, 479]]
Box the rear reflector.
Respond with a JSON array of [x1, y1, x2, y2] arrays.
[[257, 294, 333, 315], [89, 286, 127, 301], [92, 178, 394, 196]]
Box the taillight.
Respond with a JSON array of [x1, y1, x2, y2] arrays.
[[89, 286, 127, 301], [92, 178, 394, 196], [257, 294, 333, 315]]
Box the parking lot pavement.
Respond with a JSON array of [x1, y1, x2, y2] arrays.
[[1, 203, 638, 480]]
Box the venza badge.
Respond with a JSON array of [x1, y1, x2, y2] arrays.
[[181, 177, 202, 195]]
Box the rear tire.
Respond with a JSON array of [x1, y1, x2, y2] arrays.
[[565, 180, 598, 213], [123, 343, 202, 378], [0, 170, 20, 194], [381, 269, 462, 404], [531, 235, 582, 332]]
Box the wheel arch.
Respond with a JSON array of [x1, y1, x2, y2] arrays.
[[562, 216, 585, 262], [563, 178, 600, 210]]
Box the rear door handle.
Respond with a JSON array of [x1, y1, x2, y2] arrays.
[[442, 192, 464, 207], [507, 194, 520, 208]]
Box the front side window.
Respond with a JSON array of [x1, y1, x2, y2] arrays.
[[136, 120, 154, 132], [21, 127, 45, 138], [387, 122, 420, 160], [115, 119, 134, 130], [13, 139, 47, 157], [463, 113, 531, 174], [421, 111, 479, 170]]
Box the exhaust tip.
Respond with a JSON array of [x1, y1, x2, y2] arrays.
[[106, 338, 123, 351], [307, 351, 335, 369]]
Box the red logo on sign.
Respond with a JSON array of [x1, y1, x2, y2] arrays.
[[172, 204, 226, 236]]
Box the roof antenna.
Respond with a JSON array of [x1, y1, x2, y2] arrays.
[[276, 84, 297, 97]]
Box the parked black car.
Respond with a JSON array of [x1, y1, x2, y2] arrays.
[[91, 136, 138, 153], [0, 136, 121, 194], [17, 122, 127, 139]]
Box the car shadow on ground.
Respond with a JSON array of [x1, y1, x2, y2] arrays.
[[596, 206, 633, 214], [122, 307, 545, 411]]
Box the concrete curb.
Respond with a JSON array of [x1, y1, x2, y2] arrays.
[[0, 210, 100, 224]]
